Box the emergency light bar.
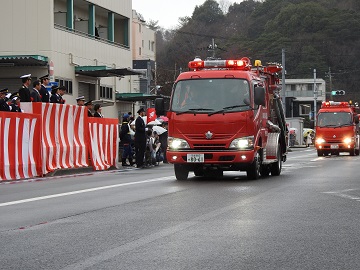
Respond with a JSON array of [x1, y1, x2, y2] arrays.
[[321, 101, 350, 108], [188, 57, 251, 71]]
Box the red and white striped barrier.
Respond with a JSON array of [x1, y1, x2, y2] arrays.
[[22, 102, 89, 174], [0, 112, 42, 180], [88, 118, 119, 170]]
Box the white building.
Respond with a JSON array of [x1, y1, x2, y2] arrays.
[[283, 78, 326, 118], [0, 0, 152, 119]]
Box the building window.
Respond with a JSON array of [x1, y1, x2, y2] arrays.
[[299, 104, 311, 115], [142, 40, 144, 48], [307, 84, 314, 91], [139, 47, 141, 55], [291, 84, 296, 91], [148, 40, 151, 50], [55, 78, 73, 94], [139, 24, 141, 32], [151, 41, 155, 52], [100, 86, 113, 99]]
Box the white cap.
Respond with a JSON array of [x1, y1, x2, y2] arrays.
[[20, 74, 31, 79]]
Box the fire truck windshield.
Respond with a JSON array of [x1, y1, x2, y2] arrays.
[[317, 112, 353, 127], [171, 79, 250, 114]]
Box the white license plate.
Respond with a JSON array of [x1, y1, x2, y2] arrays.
[[187, 154, 204, 163], [330, 144, 339, 149]]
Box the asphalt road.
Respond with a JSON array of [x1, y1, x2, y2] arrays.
[[1, 147, 360, 270]]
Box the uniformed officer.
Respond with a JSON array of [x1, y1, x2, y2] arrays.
[[50, 85, 60, 103], [135, 108, 147, 168], [85, 100, 94, 117], [0, 88, 11, 111], [76, 96, 85, 106], [30, 80, 42, 102], [39, 74, 50, 103], [10, 92, 22, 112], [19, 74, 32, 102]]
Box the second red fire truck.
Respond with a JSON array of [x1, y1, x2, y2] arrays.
[[315, 101, 359, 156]]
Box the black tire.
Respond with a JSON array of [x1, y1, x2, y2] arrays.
[[350, 149, 355, 156], [194, 167, 204, 177], [270, 144, 282, 176], [356, 148, 359, 156], [174, 164, 189, 181], [260, 165, 270, 177], [213, 169, 223, 179], [247, 151, 260, 180], [317, 149, 323, 157]]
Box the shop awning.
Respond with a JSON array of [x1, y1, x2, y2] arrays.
[[116, 93, 159, 102], [75, 66, 145, 77], [0, 55, 48, 66]]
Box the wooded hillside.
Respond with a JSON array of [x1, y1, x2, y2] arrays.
[[150, 0, 360, 102]]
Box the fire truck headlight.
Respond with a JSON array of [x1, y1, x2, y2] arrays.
[[316, 138, 325, 144], [343, 137, 353, 144], [230, 136, 254, 149], [168, 137, 190, 150]]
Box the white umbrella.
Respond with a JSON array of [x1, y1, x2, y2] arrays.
[[152, 125, 167, 135], [147, 119, 162, 125]]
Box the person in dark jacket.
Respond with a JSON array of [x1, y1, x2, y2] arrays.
[[18, 74, 31, 102], [120, 114, 134, 166], [85, 100, 93, 117], [134, 108, 147, 168], [0, 88, 11, 111], [39, 74, 50, 103], [30, 80, 42, 102], [93, 104, 103, 118], [50, 86, 61, 103], [58, 86, 66, 104]]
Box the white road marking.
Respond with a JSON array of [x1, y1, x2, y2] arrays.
[[323, 189, 360, 201], [0, 176, 174, 207]]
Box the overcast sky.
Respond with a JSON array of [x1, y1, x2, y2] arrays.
[[132, 0, 243, 29]]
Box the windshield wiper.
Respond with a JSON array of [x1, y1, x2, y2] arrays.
[[176, 108, 213, 115], [208, 105, 250, 116]]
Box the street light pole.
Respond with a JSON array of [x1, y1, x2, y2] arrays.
[[313, 68, 317, 127]]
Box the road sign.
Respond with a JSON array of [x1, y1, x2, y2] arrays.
[[49, 60, 54, 81]]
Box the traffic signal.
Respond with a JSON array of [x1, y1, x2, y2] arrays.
[[331, 90, 345, 96]]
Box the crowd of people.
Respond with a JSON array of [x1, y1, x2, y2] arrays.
[[0, 73, 103, 116], [120, 108, 168, 169]]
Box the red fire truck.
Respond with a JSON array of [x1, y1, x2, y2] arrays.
[[315, 101, 359, 156], [155, 57, 288, 180]]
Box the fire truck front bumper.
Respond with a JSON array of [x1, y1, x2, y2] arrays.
[[167, 150, 256, 169], [315, 141, 356, 152]]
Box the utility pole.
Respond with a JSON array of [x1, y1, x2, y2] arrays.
[[281, 48, 286, 113], [146, 60, 151, 109], [313, 68, 317, 127], [326, 67, 333, 101]]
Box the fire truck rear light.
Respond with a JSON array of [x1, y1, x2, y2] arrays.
[[172, 156, 178, 161]]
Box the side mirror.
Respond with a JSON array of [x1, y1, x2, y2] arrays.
[[254, 87, 266, 106], [155, 98, 165, 116], [355, 115, 359, 124]]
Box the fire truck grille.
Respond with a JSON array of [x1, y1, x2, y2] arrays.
[[187, 134, 232, 140], [193, 144, 227, 150]]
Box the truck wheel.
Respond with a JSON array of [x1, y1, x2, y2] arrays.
[[260, 165, 270, 177], [356, 149, 359, 156], [174, 164, 189, 181], [350, 149, 355, 156], [317, 150, 323, 157], [247, 152, 260, 180], [271, 145, 282, 176], [194, 167, 204, 177]]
